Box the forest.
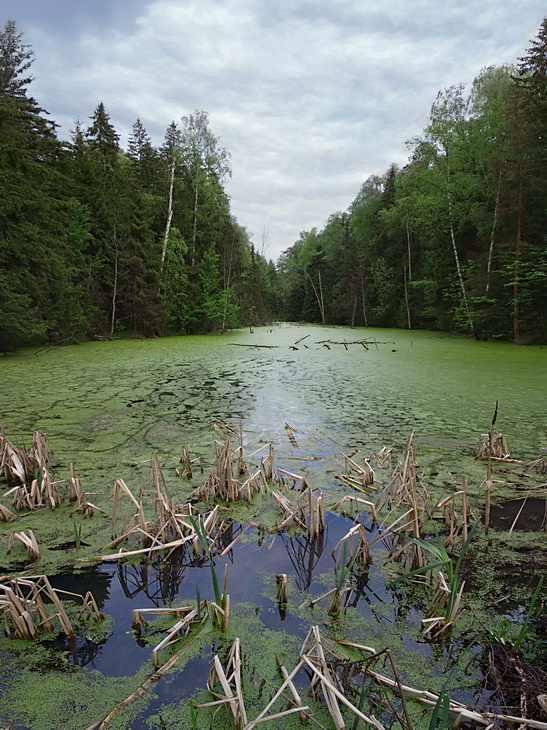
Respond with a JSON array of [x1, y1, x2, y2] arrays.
[[0, 18, 546, 351], [278, 20, 547, 343]]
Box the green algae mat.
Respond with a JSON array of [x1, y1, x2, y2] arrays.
[[0, 324, 546, 729]]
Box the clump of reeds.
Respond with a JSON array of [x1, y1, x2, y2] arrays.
[[0, 503, 17, 522], [475, 432, 511, 460], [6, 529, 40, 561], [392, 522, 478, 638], [200, 638, 248, 727], [525, 448, 547, 475], [178, 441, 202, 478], [0, 575, 102, 641], [132, 604, 206, 669], [192, 439, 270, 503], [272, 486, 325, 538], [1, 430, 63, 511], [336, 450, 375, 493], [188, 514, 230, 631], [434, 478, 471, 547], [300, 625, 384, 729], [276, 573, 289, 604], [197, 638, 312, 728], [0, 426, 36, 486], [379, 432, 429, 570], [69, 464, 102, 517]]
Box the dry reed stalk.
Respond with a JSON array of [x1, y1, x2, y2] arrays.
[[152, 606, 199, 668], [1, 441, 28, 485], [331, 494, 378, 522], [375, 446, 393, 468], [332, 524, 371, 568], [69, 464, 101, 516], [275, 655, 309, 725], [300, 625, 385, 730], [111, 479, 142, 537], [0, 575, 80, 639], [243, 659, 310, 729], [204, 637, 248, 727], [100, 534, 195, 561], [526, 451, 547, 475], [276, 573, 288, 603], [89, 614, 207, 729], [179, 442, 201, 478], [335, 472, 378, 493], [462, 478, 468, 544], [475, 432, 511, 460], [365, 666, 547, 729], [485, 459, 492, 535], [0, 503, 17, 522], [509, 498, 528, 534], [275, 468, 309, 490], [285, 423, 300, 447], [341, 451, 375, 487], [7, 530, 40, 561]]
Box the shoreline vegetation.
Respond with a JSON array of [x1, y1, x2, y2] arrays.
[[1, 416, 546, 728], [1, 18, 546, 353]]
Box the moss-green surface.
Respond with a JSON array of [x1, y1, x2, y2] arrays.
[[0, 325, 546, 728]]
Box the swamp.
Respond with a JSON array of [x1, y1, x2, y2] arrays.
[[0, 323, 546, 730]]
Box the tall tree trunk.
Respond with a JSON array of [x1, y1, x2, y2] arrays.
[[318, 270, 325, 326], [514, 164, 524, 343], [485, 169, 502, 294], [110, 232, 119, 339], [403, 266, 412, 330], [161, 158, 175, 270], [406, 219, 412, 283], [306, 270, 325, 325], [191, 186, 198, 268], [445, 167, 474, 335], [350, 292, 357, 328], [360, 266, 368, 327]]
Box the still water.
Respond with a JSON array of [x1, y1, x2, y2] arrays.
[[0, 324, 545, 729]]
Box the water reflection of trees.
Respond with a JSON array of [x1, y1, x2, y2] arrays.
[[118, 556, 187, 606], [117, 522, 245, 605], [280, 530, 327, 591]]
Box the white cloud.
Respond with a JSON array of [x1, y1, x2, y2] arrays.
[[3, 0, 545, 260]]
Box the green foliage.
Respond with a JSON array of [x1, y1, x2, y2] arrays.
[[277, 20, 547, 343]]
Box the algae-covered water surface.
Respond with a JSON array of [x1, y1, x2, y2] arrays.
[[0, 325, 546, 729]]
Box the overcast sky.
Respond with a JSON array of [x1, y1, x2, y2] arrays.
[[3, 1, 545, 261]]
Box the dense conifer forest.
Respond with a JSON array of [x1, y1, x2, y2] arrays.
[[0, 18, 545, 350]]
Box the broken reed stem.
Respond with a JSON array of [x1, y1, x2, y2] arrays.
[[485, 456, 492, 535], [275, 655, 309, 725], [462, 477, 468, 544], [89, 615, 207, 729], [276, 574, 288, 603]]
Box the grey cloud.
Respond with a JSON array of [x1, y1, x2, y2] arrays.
[[2, 0, 545, 260]]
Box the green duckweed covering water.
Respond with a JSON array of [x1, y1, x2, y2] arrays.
[[0, 324, 546, 729]]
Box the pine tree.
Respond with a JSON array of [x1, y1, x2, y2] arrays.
[[0, 20, 74, 349]]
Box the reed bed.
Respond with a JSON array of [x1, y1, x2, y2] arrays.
[[0, 575, 102, 640], [378, 432, 428, 570], [192, 439, 271, 503], [271, 486, 325, 537]]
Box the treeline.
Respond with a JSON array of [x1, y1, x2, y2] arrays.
[[0, 20, 280, 351], [278, 20, 546, 343]]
